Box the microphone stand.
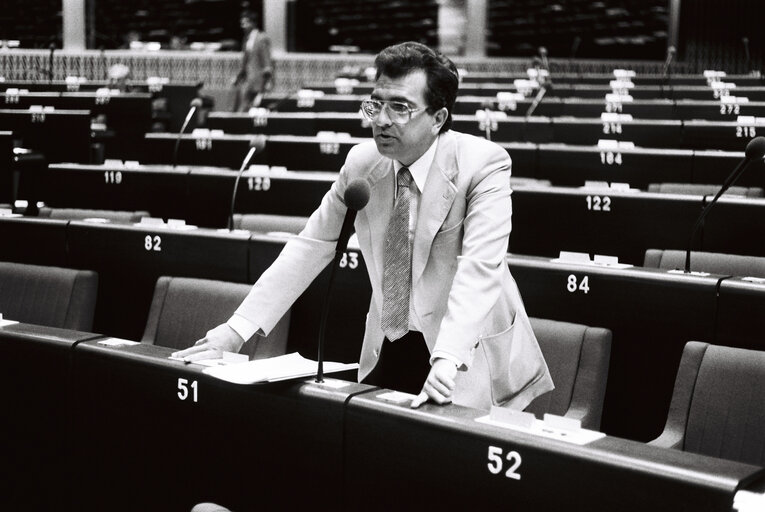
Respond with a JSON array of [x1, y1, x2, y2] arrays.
[[172, 100, 201, 169], [228, 137, 266, 230], [684, 137, 765, 272]]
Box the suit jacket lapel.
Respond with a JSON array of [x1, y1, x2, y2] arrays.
[[412, 133, 458, 285], [358, 157, 395, 282]]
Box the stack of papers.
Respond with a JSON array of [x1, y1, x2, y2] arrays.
[[203, 352, 358, 385]]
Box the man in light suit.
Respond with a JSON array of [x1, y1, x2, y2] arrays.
[[175, 41, 553, 411], [232, 10, 273, 112]]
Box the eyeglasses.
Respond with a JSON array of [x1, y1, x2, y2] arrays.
[[360, 99, 427, 125]]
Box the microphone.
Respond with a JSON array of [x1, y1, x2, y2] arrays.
[[316, 178, 370, 382], [742, 37, 751, 74], [172, 98, 203, 169], [227, 135, 268, 230], [684, 136, 765, 273], [570, 36, 581, 59]]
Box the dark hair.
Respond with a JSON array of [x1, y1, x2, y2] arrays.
[[374, 42, 459, 133]]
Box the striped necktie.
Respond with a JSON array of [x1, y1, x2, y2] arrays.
[[381, 167, 413, 341]]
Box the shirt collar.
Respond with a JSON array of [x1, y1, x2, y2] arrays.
[[393, 135, 439, 193]]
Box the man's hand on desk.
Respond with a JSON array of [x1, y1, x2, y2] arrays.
[[171, 324, 245, 362], [410, 358, 458, 409]]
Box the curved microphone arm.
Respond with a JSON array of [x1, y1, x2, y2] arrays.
[[685, 136, 765, 273]]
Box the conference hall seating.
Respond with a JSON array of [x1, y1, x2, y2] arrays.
[[525, 317, 612, 430], [0, 260, 98, 331], [142, 276, 289, 358], [650, 341, 765, 467], [4, 67, 765, 509]]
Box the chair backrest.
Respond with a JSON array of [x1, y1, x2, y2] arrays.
[[0, 261, 98, 331], [37, 207, 150, 223], [644, 249, 765, 278], [647, 182, 764, 198], [141, 276, 289, 359], [525, 317, 612, 430], [651, 341, 765, 466], [232, 214, 309, 235]]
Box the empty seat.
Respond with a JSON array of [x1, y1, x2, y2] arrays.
[[525, 317, 612, 430], [232, 214, 309, 235], [37, 207, 150, 223], [141, 276, 289, 359], [0, 261, 98, 331], [644, 249, 765, 278], [650, 341, 765, 466], [647, 183, 764, 198]]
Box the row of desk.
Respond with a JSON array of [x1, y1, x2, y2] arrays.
[[304, 81, 765, 101], [1, 91, 153, 160], [0, 79, 200, 131], [266, 94, 765, 121], [1, 217, 764, 442], [203, 111, 764, 151], [1, 322, 763, 511], [105, 131, 762, 189], [37, 164, 765, 264]]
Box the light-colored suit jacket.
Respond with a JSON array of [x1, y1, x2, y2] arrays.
[[234, 131, 553, 410]]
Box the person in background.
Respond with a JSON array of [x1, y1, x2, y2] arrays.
[[232, 10, 273, 111]]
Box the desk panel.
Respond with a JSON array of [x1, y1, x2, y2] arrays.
[[510, 188, 702, 265], [506, 255, 721, 440], [682, 120, 760, 151], [187, 168, 333, 228], [143, 133, 361, 171], [345, 395, 764, 511], [535, 144, 694, 188], [46, 163, 189, 219], [71, 341, 369, 511], [552, 118, 683, 147], [701, 197, 765, 257], [691, 149, 765, 188], [66, 222, 250, 340], [716, 278, 765, 350], [0, 216, 68, 266], [0, 131, 14, 203], [0, 324, 99, 511], [0, 108, 91, 163]]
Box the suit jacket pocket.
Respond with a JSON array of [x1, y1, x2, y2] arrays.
[[479, 322, 544, 405], [432, 220, 463, 247]]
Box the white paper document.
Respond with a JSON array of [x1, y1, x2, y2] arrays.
[[202, 352, 358, 385]]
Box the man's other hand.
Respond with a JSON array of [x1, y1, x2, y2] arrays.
[[170, 323, 245, 362], [410, 358, 458, 408]]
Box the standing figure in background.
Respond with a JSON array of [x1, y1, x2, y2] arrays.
[[233, 10, 273, 112]]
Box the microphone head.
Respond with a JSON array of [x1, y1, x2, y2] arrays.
[[249, 134, 267, 151], [344, 179, 371, 211], [539, 46, 547, 57], [667, 46, 676, 55], [745, 136, 765, 159], [742, 37, 749, 45], [190, 98, 204, 108]]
